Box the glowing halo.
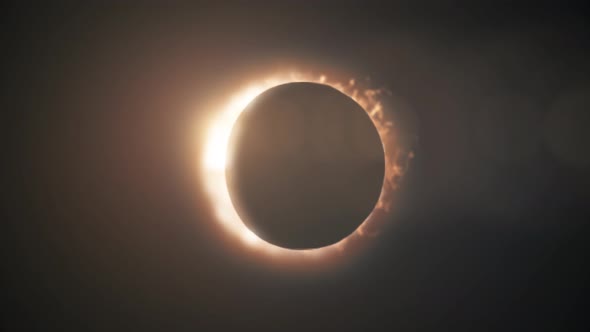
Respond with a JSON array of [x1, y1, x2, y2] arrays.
[[201, 71, 411, 265]]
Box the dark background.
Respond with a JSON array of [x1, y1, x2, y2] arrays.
[[6, 1, 590, 331]]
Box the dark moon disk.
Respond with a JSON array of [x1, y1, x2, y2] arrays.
[[226, 82, 385, 249]]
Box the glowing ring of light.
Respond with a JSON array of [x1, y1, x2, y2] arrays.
[[202, 72, 409, 266]]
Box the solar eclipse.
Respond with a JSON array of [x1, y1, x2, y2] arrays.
[[201, 71, 412, 265]]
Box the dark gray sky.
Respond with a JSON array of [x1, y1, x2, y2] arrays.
[[7, 1, 590, 331]]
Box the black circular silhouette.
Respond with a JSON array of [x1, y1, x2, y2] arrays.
[[226, 82, 384, 249]]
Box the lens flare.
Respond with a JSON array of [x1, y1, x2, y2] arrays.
[[201, 71, 412, 265]]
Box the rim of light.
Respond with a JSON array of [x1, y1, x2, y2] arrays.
[[201, 71, 395, 263]]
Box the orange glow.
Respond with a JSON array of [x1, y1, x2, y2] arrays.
[[200, 71, 411, 266]]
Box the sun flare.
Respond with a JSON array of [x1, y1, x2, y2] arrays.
[[201, 71, 410, 265]]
